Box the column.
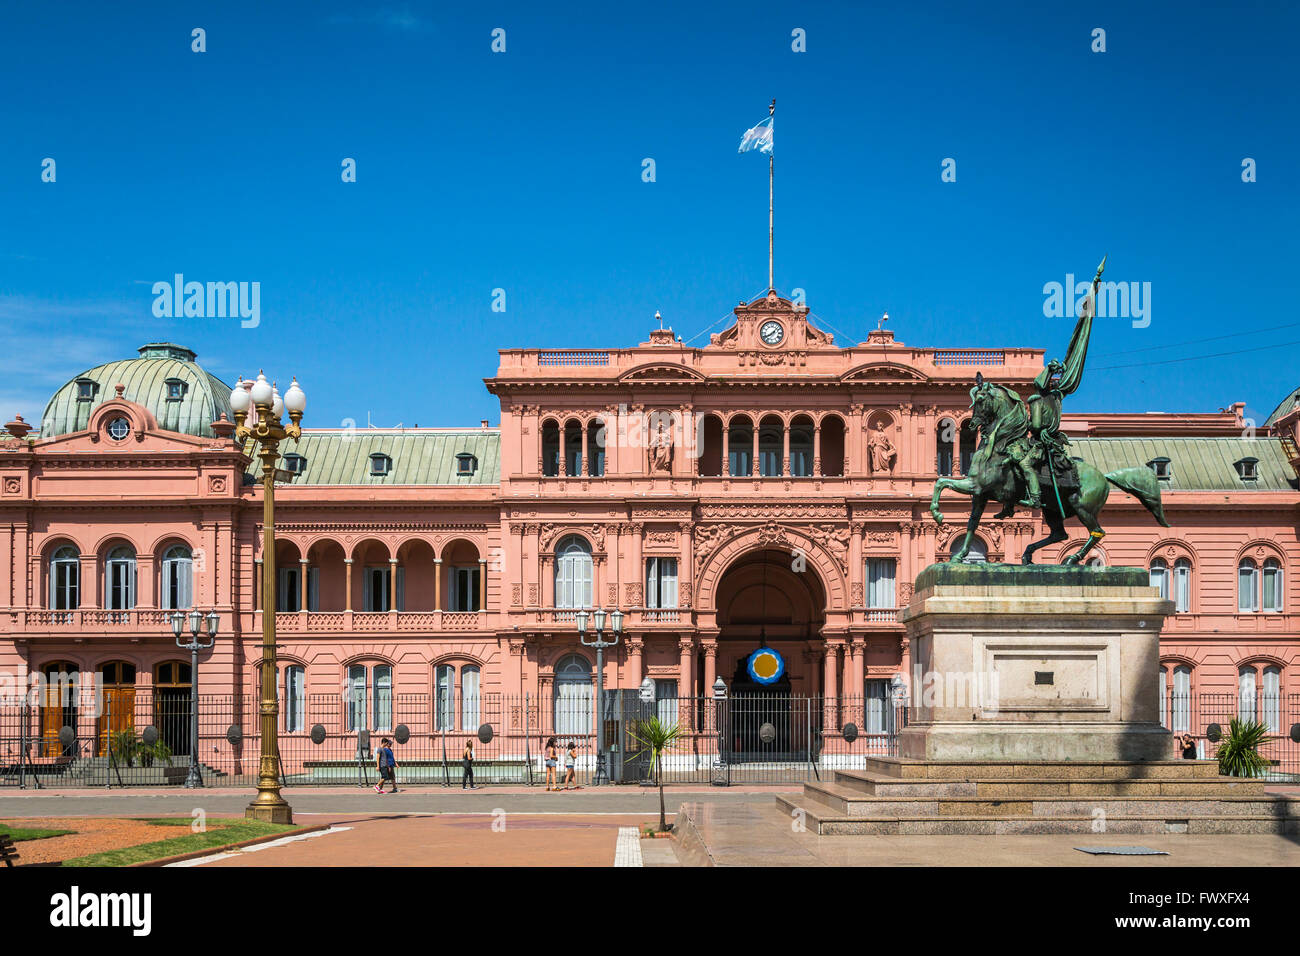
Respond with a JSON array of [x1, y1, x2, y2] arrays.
[[343, 558, 353, 611], [813, 424, 822, 477], [542, 555, 554, 608], [136, 555, 156, 608], [299, 558, 309, 613], [82, 554, 100, 608], [678, 523, 692, 612], [433, 558, 442, 611], [478, 558, 487, 612], [626, 637, 644, 686], [253, 558, 262, 612], [751, 426, 759, 477], [628, 524, 643, 606], [581, 423, 590, 476], [701, 637, 717, 703], [782, 422, 790, 477], [849, 523, 863, 607], [388, 557, 398, 612], [721, 420, 730, 477], [678, 637, 696, 731], [823, 641, 840, 728], [593, 555, 603, 610]]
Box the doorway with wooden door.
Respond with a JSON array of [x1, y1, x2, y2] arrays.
[[39, 661, 79, 758], [96, 661, 136, 756]]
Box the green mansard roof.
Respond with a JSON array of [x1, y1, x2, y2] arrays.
[[41, 343, 233, 439], [248, 429, 501, 486], [1070, 436, 1296, 492]]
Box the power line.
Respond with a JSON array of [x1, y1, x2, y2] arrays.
[[1095, 319, 1300, 357], [1092, 337, 1300, 371]]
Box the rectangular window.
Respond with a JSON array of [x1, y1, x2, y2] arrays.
[[161, 557, 193, 610], [107, 561, 136, 611], [461, 667, 480, 730], [866, 559, 896, 609], [655, 678, 679, 726], [51, 561, 80, 610], [1238, 566, 1257, 613], [1262, 563, 1282, 612], [450, 567, 481, 611], [645, 558, 678, 609], [277, 566, 301, 612], [373, 666, 392, 731], [729, 447, 751, 477], [306, 566, 320, 612], [1172, 666, 1191, 733], [759, 448, 781, 477], [865, 680, 891, 735], [363, 567, 391, 612], [435, 665, 455, 731], [1238, 669, 1257, 723], [346, 665, 367, 732], [1174, 563, 1190, 613], [284, 666, 305, 733]]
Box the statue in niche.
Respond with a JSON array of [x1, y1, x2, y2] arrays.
[[867, 424, 897, 474], [648, 415, 674, 474]]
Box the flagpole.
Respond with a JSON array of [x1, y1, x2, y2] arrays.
[[768, 99, 775, 292]]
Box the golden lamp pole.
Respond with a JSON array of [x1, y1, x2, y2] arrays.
[[230, 371, 305, 824]]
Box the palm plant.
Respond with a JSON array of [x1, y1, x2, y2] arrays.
[[1216, 718, 1275, 778], [626, 716, 682, 832]]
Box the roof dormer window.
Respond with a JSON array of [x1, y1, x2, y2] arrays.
[[456, 453, 478, 476], [1147, 457, 1171, 480], [1234, 457, 1259, 482], [75, 379, 97, 401], [369, 453, 392, 476], [283, 453, 307, 475], [164, 378, 187, 401]]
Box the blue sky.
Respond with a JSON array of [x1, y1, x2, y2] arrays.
[[2, 1, 1297, 430]]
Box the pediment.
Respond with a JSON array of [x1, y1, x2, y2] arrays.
[[618, 363, 707, 384], [840, 362, 930, 384]]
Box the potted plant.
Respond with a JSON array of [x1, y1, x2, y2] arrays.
[[1216, 718, 1275, 778], [137, 737, 174, 768], [626, 716, 682, 833], [109, 729, 138, 767]]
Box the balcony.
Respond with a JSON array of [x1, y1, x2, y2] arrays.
[[262, 609, 491, 633]]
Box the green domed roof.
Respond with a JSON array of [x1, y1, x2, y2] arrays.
[[41, 343, 233, 438]]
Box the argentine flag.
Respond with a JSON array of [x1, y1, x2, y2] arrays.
[[738, 115, 774, 154]]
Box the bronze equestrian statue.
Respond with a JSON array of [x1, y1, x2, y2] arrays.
[[930, 258, 1170, 564]]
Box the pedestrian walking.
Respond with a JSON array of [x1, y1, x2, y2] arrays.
[[1179, 733, 1198, 759], [374, 736, 398, 793], [562, 740, 579, 789], [462, 739, 478, 789], [544, 736, 558, 790]]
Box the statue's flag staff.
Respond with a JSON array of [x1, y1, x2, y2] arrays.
[[738, 99, 776, 291]]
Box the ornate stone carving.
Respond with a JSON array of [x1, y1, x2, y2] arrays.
[[851, 582, 864, 606], [678, 581, 693, 608], [624, 583, 643, 606], [645, 530, 677, 547], [527, 584, 538, 605], [806, 523, 850, 569], [511, 584, 522, 606]]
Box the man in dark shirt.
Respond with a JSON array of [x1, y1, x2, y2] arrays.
[[374, 737, 398, 793]]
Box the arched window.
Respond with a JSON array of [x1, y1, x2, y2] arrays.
[[461, 665, 481, 730], [958, 420, 978, 475], [1237, 560, 1258, 613], [105, 546, 136, 611], [936, 418, 956, 477], [1173, 558, 1191, 613], [435, 664, 455, 730], [284, 665, 305, 733], [1262, 558, 1283, 612], [373, 665, 393, 731], [950, 536, 987, 564], [1238, 666, 1257, 723], [564, 420, 583, 477], [160, 545, 193, 610], [1262, 665, 1282, 733], [1171, 664, 1191, 732], [789, 416, 814, 477], [554, 654, 592, 737], [586, 420, 605, 477], [728, 417, 753, 477], [541, 421, 561, 477], [1149, 558, 1169, 600], [554, 536, 593, 610], [49, 546, 80, 611], [758, 416, 783, 477]]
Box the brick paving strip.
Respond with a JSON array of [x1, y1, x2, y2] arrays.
[[198, 813, 659, 867]]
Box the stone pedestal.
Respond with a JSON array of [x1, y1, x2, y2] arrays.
[[897, 563, 1173, 762]]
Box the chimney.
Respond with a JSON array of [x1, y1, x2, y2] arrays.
[[481, 419, 490, 428]]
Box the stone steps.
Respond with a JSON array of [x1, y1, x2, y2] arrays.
[[789, 782, 1300, 819], [775, 792, 1300, 836], [860, 756, 1224, 780], [831, 768, 1269, 797]]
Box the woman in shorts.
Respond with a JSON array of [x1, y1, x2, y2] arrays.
[[544, 736, 559, 790], [562, 740, 578, 790]]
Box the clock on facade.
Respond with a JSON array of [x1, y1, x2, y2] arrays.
[[759, 320, 784, 345]]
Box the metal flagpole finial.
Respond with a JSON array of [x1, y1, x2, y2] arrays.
[[769, 98, 775, 115]]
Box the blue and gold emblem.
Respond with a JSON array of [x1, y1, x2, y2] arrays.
[[747, 647, 785, 685]]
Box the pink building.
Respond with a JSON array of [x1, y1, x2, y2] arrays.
[[2, 296, 1297, 781]]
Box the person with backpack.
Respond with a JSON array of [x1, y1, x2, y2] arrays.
[[374, 737, 398, 793]]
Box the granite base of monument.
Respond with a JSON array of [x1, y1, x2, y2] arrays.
[[762, 564, 1300, 836], [896, 562, 1170, 762]]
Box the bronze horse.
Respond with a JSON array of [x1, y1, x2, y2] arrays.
[[930, 377, 1170, 564]]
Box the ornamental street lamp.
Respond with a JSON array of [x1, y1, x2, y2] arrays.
[[576, 607, 622, 786], [171, 608, 218, 789], [232, 371, 305, 824]]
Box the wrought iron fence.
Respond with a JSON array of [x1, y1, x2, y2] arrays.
[[3, 689, 1295, 787], [1161, 691, 1300, 780]]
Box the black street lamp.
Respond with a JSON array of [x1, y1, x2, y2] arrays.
[[171, 608, 218, 788], [576, 607, 622, 786]]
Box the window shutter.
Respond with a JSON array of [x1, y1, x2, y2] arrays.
[[308, 567, 320, 612], [396, 567, 405, 612]]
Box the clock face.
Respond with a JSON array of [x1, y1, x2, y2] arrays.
[[759, 320, 784, 345]]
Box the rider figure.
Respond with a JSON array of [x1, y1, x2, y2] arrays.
[[1015, 357, 1071, 510]]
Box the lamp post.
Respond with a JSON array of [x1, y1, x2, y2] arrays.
[[576, 607, 622, 786], [171, 608, 218, 789], [231, 371, 305, 824]]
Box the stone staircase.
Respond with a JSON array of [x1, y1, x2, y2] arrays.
[[775, 756, 1300, 835]]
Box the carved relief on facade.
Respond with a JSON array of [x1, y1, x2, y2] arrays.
[[805, 523, 850, 570], [644, 529, 678, 549], [850, 582, 864, 606], [701, 502, 844, 520], [527, 584, 538, 606], [511, 584, 522, 607], [678, 581, 692, 608], [624, 582, 643, 606]]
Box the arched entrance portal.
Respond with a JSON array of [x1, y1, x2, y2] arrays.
[[713, 549, 826, 758]]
